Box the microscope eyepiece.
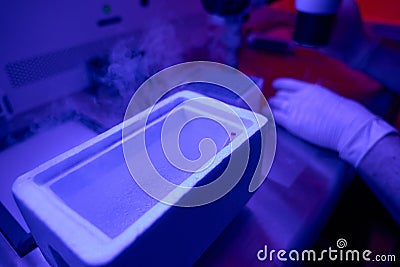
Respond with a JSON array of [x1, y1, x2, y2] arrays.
[[293, 0, 341, 47]]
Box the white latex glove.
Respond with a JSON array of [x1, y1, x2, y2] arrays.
[[269, 78, 396, 167]]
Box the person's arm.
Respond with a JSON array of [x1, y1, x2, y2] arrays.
[[357, 40, 400, 94], [357, 133, 400, 224], [270, 78, 399, 223], [321, 0, 400, 93]]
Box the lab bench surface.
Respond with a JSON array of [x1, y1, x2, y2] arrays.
[[0, 124, 353, 267], [1, 34, 396, 267], [196, 127, 353, 267]]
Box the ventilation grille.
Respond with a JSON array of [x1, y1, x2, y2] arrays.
[[4, 34, 129, 89], [5, 49, 83, 88]]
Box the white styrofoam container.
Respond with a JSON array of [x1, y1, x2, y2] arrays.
[[12, 91, 267, 266]]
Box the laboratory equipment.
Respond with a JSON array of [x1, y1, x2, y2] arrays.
[[201, 0, 250, 66], [294, 0, 341, 46], [0, 0, 208, 118], [12, 91, 268, 266]]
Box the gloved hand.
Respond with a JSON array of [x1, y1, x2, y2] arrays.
[[269, 78, 396, 167]]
